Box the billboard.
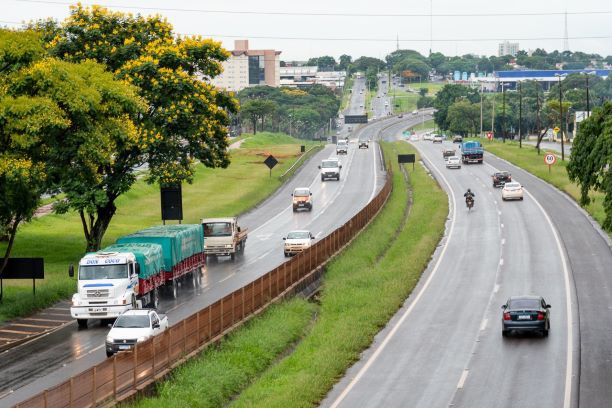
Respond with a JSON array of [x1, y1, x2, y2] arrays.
[[344, 115, 368, 124]]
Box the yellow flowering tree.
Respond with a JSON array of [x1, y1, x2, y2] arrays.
[[40, 4, 238, 184]]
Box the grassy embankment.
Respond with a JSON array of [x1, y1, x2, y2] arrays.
[[0, 132, 320, 322], [479, 138, 608, 234], [339, 76, 355, 112], [389, 88, 419, 114], [410, 119, 435, 132], [131, 141, 448, 407]]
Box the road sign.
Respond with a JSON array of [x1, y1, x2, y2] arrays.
[[553, 127, 561, 134], [344, 115, 368, 124], [264, 155, 278, 178], [544, 153, 557, 165]]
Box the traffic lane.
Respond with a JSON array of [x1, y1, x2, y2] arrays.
[[441, 157, 568, 407], [523, 140, 572, 156], [322, 125, 504, 407], [0, 118, 385, 406], [484, 151, 609, 407]]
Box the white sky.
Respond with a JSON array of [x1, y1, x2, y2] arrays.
[[4, 0, 612, 61]]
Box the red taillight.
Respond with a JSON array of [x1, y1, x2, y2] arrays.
[[503, 312, 511, 321], [537, 312, 545, 320]]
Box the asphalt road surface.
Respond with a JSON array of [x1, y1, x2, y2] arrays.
[[323, 126, 611, 407], [0, 78, 414, 406]]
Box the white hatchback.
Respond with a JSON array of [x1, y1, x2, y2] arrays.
[[446, 156, 461, 169], [501, 182, 524, 201], [283, 230, 315, 256]]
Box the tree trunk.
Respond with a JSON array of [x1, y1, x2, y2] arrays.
[[0, 216, 22, 278], [252, 118, 257, 135], [82, 201, 117, 252]]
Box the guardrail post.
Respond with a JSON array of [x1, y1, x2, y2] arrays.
[[183, 319, 187, 354]]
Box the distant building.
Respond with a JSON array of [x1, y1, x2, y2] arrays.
[[211, 40, 281, 92], [470, 69, 612, 92], [498, 41, 519, 57], [279, 66, 346, 89]]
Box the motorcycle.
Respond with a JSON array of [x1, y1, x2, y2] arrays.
[[465, 195, 474, 211]]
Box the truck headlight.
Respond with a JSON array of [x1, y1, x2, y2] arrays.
[[225, 244, 232, 248]]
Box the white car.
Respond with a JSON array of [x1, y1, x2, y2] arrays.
[[409, 134, 419, 142], [423, 133, 433, 141], [319, 158, 341, 181], [283, 230, 315, 257], [501, 182, 524, 201], [433, 135, 443, 143], [446, 156, 461, 169], [105, 309, 168, 357]]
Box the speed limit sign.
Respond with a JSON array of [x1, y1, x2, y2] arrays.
[[544, 153, 557, 165]]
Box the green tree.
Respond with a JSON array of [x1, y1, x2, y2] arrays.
[[417, 96, 435, 109], [567, 102, 612, 230], [35, 4, 237, 250], [240, 99, 277, 134], [433, 84, 480, 131], [338, 54, 352, 71], [447, 100, 480, 136]]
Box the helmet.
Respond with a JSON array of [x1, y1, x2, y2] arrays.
[[467, 188, 472, 192]]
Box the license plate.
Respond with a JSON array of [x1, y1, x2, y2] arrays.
[[89, 307, 107, 312], [299, 203, 305, 206], [118, 345, 130, 350], [518, 315, 531, 320]]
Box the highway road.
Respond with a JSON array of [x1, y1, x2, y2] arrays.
[[0, 77, 414, 406], [323, 124, 612, 407]]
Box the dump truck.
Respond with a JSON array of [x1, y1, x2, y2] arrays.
[[70, 224, 205, 328], [201, 217, 248, 260]]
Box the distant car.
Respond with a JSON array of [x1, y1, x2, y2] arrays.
[[359, 104, 364, 107], [292, 187, 313, 211], [442, 148, 456, 158], [502, 295, 550, 337], [445, 156, 461, 169], [359, 139, 369, 149], [433, 135, 443, 143], [453, 135, 463, 143], [409, 134, 419, 141], [412, 110, 418, 115], [492, 171, 512, 187], [501, 182, 524, 201], [423, 133, 433, 141], [398, 114, 403, 118], [336, 140, 348, 155], [372, 116, 377, 120], [283, 230, 315, 257]]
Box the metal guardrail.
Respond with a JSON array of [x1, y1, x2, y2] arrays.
[[279, 145, 322, 180], [16, 166, 393, 408]]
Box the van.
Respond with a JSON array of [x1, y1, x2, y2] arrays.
[[319, 158, 341, 181]]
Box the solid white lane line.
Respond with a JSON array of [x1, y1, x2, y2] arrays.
[[219, 273, 236, 283], [457, 370, 469, 389], [501, 238, 506, 245], [329, 140, 458, 408], [499, 259, 504, 266], [494, 284, 500, 293], [484, 161, 573, 408], [501, 223, 504, 228]]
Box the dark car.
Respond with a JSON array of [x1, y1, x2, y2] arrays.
[[492, 171, 512, 188], [502, 295, 550, 337], [452, 135, 463, 143]]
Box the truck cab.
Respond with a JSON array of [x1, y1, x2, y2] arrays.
[[319, 158, 341, 181], [71, 252, 140, 327]]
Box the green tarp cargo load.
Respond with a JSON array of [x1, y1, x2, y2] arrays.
[[116, 224, 204, 271], [101, 243, 164, 280]]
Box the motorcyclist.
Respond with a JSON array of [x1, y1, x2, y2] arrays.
[[464, 188, 475, 207]]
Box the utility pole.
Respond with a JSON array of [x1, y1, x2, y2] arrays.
[[502, 82, 506, 143], [492, 81, 496, 137], [518, 81, 522, 148], [557, 74, 565, 161], [479, 83, 483, 138]]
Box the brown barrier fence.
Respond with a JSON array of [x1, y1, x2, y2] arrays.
[[16, 167, 392, 408]]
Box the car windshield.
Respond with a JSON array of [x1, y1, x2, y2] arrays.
[[114, 315, 150, 328], [337, 141, 347, 147], [79, 264, 127, 280], [293, 189, 310, 197], [287, 231, 310, 239], [321, 161, 338, 168], [508, 298, 540, 309], [203, 222, 232, 237]]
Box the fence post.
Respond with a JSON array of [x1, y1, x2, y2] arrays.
[[93, 366, 97, 403], [113, 356, 117, 398], [133, 347, 137, 388], [220, 298, 224, 334], [70, 377, 74, 407], [241, 286, 245, 320], [182, 319, 187, 354]]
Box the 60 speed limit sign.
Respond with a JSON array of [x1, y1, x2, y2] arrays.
[[544, 153, 557, 165]]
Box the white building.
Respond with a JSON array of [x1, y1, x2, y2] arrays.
[[279, 66, 346, 89], [498, 41, 519, 57], [211, 40, 281, 92]]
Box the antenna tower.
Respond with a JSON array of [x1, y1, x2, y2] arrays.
[[563, 11, 570, 51], [396, 34, 400, 51]]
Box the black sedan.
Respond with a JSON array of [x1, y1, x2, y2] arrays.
[[501, 295, 550, 337]]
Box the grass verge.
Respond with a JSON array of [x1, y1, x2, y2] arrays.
[[389, 89, 418, 114], [129, 298, 316, 408], [410, 119, 435, 132], [0, 132, 320, 322], [340, 76, 354, 112], [228, 141, 448, 407], [479, 138, 608, 234]]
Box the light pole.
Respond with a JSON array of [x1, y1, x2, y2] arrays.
[[502, 82, 507, 143], [492, 80, 496, 137], [479, 82, 483, 138], [581, 71, 596, 118], [518, 80, 522, 148], [555, 74, 565, 161]]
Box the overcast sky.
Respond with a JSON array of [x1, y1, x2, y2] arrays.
[[4, 0, 612, 61]]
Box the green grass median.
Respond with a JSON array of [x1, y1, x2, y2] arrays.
[[479, 138, 608, 233], [128, 141, 447, 407], [0, 132, 319, 322]]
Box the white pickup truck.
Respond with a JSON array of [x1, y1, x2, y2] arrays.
[[105, 309, 168, 357]]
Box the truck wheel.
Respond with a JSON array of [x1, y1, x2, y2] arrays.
[[77, 319, 88, 329], [240, 241, 246, 252], [166, 281, 178, 299], [230, 252, 236, 261], [321, 176, 325, 181]]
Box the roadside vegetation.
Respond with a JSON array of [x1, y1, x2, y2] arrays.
[[340, 75, 355, 112], [0, 132, 318, 322], [410, 119, 435, 132], [480, 138, 609, 234], [135, 140, 447, 407], [389, 88, 419, 113]]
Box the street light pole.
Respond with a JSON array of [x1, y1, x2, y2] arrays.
[[480, 83, 483, 138], [586, 74, 590, 118], [502, 82, 506, 143], [519, 81, 522, 148], [557, 74, 565, 161]]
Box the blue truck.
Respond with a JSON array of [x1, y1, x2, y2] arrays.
[[460, 141, 484, 164]]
